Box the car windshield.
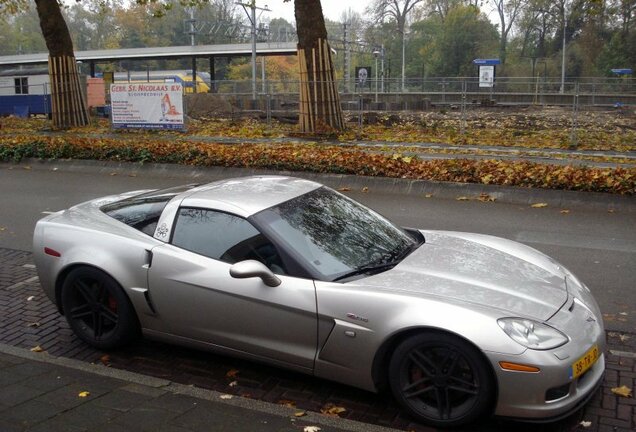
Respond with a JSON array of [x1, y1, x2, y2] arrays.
[[253, 187, 422, 281]]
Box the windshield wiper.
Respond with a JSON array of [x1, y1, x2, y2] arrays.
[[333, 239, 423, 282], [332, 261, 400, 282]]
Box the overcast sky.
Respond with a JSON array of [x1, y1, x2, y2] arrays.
[[257, 0, 366, 24]]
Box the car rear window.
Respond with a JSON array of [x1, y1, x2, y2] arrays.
[[101, 184, 198, 235]]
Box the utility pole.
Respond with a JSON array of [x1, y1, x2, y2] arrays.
[[401, 29, 406, 92], [185, 8, 197, 93], [560, 12, 567, 94], [188, 8, 195, 46], [344, 23, 350, 93], [237, 1, 271, 100]]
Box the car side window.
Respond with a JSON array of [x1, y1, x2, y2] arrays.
[[172, 208, 286, 273]]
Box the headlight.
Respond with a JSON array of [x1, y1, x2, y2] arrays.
[[498, 318, 568, 350]]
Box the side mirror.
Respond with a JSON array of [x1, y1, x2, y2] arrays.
[[229, 260, 281, 287]]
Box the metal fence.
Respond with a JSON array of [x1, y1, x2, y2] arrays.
[[204, 76, 635, 109]]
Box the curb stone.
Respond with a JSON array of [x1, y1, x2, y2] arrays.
[[4, 159, 635, 213]]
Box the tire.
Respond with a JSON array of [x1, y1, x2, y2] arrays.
[[388, 332, 494, 428], [61, 267, 140, 350]]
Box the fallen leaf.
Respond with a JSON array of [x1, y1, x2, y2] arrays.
[[109, 172, 117, 176], [481, 174, 493, 183], [23, 166, 31, 170], [478, 193, 495, 202], [304, 427, 321, 432], [128, 174, 137, 177], [456, 196, 469, 201], [320, 403, 346, 416], [361, 187, 369, 193], [99, 355, 111, 366], [225, 368, 239, 378], [294, 411, 307, 417], [579, 420, 592, 428], [560, 209, 570, 214], [219, 394, 233, 400], [0, 226, 6, 231], [78, 391, 90, 398], [608, 209, 615, 213], [27, 296, 35, 301], [424, 193, 432, 198], [619, 312, 628, 316], [610, 385, 632, 398], [27, 322, 40, 328], [278, 399, 296, 408], [228, 381, 237, 387], [337, 187, 351, 192], [30, 345, 44, 353], [531, 203, 548, 208], [619, 334, 631, 343]]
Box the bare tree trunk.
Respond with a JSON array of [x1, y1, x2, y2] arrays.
[[295, 0, 344, 133], [34, 0, 89, 129]]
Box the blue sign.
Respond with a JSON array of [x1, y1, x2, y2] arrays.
[[611, 68, 633, 75], [473, 59, 501, 65]]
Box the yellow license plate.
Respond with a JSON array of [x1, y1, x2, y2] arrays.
[[570, 345, 599, 379]]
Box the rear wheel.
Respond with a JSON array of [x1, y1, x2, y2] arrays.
[[61, 267, 139, 350], [388, 332, 494, 428]]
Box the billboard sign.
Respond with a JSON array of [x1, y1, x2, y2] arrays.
[[479, 65, 495, 88], [355, 66, 371, 88], [110, 83, 184, 130]]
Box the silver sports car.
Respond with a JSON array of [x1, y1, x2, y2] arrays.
[[33, 176, 605, 427]]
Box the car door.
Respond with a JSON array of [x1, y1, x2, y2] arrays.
[[147, 207, 318, 371]]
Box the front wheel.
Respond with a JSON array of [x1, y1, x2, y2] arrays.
[[61, 267, 139, 350], [388, 332, 495, 428]]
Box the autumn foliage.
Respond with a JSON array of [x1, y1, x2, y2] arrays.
[[1, 129, 633, 194]]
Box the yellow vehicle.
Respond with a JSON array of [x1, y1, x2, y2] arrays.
[[113, 70, 210, 93]]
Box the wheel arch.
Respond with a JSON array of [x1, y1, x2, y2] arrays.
[[371, 326, 499, 409], [55, 263, 129, 315]]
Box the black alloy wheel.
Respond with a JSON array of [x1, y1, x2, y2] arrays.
[[61, 267, 139, 350], [389, 332, 494, 428]]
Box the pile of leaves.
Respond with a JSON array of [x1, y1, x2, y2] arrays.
[[1, 135, 634, 194]]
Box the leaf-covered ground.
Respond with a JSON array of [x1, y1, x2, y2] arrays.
[[336, 107, 636, 152], [0, 109, 634, 194], [1, 134, 634, 194], [1, 106, 635, 151]]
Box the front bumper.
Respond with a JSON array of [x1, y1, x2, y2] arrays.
[[489, 349, 605, 419], [489, 275, 606, 420]]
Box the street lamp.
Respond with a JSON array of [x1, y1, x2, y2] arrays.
[[381, 45, 385, 93], [373, 49, 380, 103]]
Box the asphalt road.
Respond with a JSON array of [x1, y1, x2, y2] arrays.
[[1, 161, 634, 334]]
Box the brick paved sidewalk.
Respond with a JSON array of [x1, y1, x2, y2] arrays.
[[0, 345, 360, 432], [1, 247, 634, 431]]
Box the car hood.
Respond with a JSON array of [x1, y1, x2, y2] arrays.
[[358, 230, 569, 321]]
